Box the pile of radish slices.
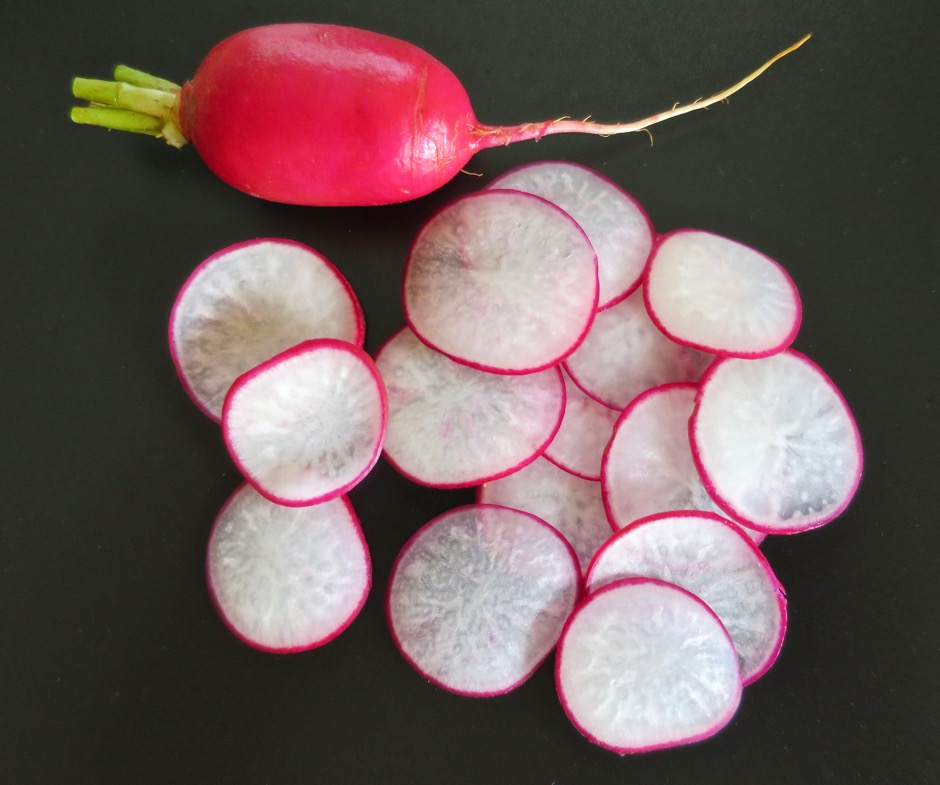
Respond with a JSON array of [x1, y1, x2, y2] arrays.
[[169, 161, 862, 754]]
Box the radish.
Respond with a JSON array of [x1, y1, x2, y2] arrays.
[[71, 25, 810, 206], [556, 577, 742, 753], [206, 483, 370, 652], [169, 238, 364, 420], [386, 504, 581, 696], [222, 338, 387, 507]]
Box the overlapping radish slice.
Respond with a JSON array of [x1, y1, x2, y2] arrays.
[[556, 577, 742, 753], [374, 326, 564, 487], [479, 456, 610, 573], [488, 161, 654, 310], [691, 350, 863, 533], [564, 287, 714, 410], [222, 338, 387, 506], [206, 483, 370, 653], [644, 230, 801, 358], [402, 190, 598, 374], [169, 238, 365, 419], [585, 511, 786, 684], [387, 504, 581, 697]]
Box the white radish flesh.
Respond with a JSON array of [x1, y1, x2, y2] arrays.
[[386, 504, 581, 697], [206, 483, 370, 652], [403, 189, 598, 374], [222, 338, 387, 506], [169, 239, 364, 419], [556, 577, 741, 753]]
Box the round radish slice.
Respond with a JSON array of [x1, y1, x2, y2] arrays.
[[375, 326, 564, 487], [691, 350, 863, 533], [387, 504, 581, 697], [169, 238, 365, 420], [564, 287, 713, 410], [644, 230, 801, 358], [402, 189, 598, 374], [488, 161, 654, 309], [556, 577, 742, 753], [206, 483, 370, 652], [222, 339, 387, 506], [479, 456, 610, 573], [584, 511, 786, 684]]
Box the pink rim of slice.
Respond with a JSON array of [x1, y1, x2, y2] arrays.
[[564, 286, 714, 410], [222, 338, 387, 507], [644, 229, 802, 358], [487, 161, 654, 310], [556, 576, 742, 754], [206, 483, 371, 653], [386, 504, 581, 697], [402, 189, 598, 374], [478, 456, 611, 574], [690, 350, 864, 533], [584, 510, 787, 684], [169, 238, 365, 420], [374, 326, 565, 488]]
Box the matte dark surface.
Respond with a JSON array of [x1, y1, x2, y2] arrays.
[[2, 1, 937, 783]]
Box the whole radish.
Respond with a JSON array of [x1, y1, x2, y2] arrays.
[[71, 24, 809, 206]]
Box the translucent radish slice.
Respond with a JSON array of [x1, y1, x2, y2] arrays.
[[222, 339, 387, 507], [564, 287, 713, 410], [542, 368, 619, 481], [644, 230, 801, 358], [585, 511, 786, 684], [387, 504, 581, 697], [374, 326, 564, 488], [691, 350, 863, 533], [206, 483, 370, 653], [403, 190, 598, 374], [169, 239, 365, 420], [488, 161, 654, 310], [556, 577, 741, 753], [478, 456, 610, 573]]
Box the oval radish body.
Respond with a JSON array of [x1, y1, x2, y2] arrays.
[[206, 483, 370, 652], [387, 505, 581, 696]]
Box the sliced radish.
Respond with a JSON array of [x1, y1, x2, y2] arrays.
[[478, 456, 610, 573], [564, 286, 713, 410], [488, 161, 654, 310], [222, 338, 387, 506], [691, 350, 863, 533], [374, 326, 564, 487], [402, 189, 598, 374], [542, 368, 619, 481], [644, 230, 801, 358], [386, 504, 581, 697], [206, 483, 370, 652], [169, 238, 365, 420], [556, 577, 742, 753], [585, 511, 786, 684]]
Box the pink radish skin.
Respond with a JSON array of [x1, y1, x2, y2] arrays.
[[71, 26, 811, 206]]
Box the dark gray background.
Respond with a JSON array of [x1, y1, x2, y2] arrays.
[[2, 1, 937, 782]]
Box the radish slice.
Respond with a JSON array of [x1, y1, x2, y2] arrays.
[[564, 287, 713, 410], [222, 338, 387, 506], [488, 161, 654, 310], [206, 483, 370, 652], [556, 577, 742, 753], [585, 511, 786, 684], [644, 230, 801, 358], [542, 368, 619, 481], [387, 504, 581, 697], [402, 190, 598, 374], [169, 238, 365, 420], [374, 326, 564, 487], [478, 456, 610, 573], [691, 350, 863, 533]]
